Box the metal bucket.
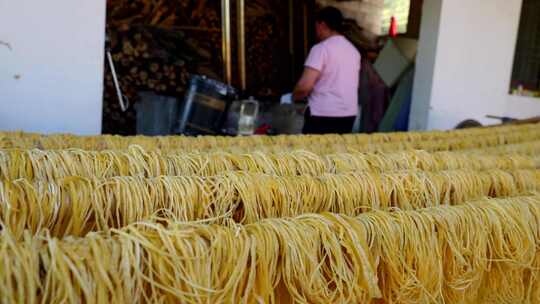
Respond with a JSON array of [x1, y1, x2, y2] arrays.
[[136, 91, 179, 136]]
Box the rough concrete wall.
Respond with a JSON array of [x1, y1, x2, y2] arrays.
[[316, 0, 385, 35]]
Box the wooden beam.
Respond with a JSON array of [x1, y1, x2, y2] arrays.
[[222, 0, 232, 85]]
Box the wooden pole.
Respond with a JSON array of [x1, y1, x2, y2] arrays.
[[289, 0, 295, 83], [222, 0, 232, 85], [237, 0, 246, 90], [303, 2, 309, 58]]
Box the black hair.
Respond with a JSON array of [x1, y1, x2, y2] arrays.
[[315, 6, 344, 32]]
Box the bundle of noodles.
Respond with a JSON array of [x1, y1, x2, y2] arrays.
[[0, 148, 329, 181], [0, 175, 231, 238], [2, 195, 540, 303], [229, 130, 540, 155], [187, 129, 540, 154], [1, 128, 540, 154], [1, 147, 537, 181], [2, 169, 538, 239], [121, 128, 540, 154], [41, 232, 145, 304], [368, 195, 540, 303], [466, 140, 540, 156], [0, 213, 380, 303], [1, 122, 538, 151], [0, 231, 41, 304], [328, 150, 538, 173]]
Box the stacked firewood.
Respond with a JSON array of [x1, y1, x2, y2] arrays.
[[245, 0, 291, 97], [103, 0, 222, 135], [103, 0, 302, 135]]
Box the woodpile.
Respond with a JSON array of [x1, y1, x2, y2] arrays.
[[103, 0, 312, 135], [245, 0, 291, 97], [103, 0, 223, 135]]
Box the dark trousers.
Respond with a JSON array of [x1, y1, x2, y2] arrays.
[[302, 108, 356, 134]]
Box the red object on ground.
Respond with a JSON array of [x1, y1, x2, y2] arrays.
[[255, 124, 271, 135], [389, 16, 398, 37]]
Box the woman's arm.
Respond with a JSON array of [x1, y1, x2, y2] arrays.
[[292, 67, 321, 101]]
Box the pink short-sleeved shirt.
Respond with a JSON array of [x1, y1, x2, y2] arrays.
[[304, 35, 361, 117]]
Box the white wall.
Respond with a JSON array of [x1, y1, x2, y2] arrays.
[[0, 0, 106, 135], [505, 95, 540, 119], [411, 0, 540, 130]]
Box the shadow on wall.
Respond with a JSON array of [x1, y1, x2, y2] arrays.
[[0, 40, 12, 51]]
